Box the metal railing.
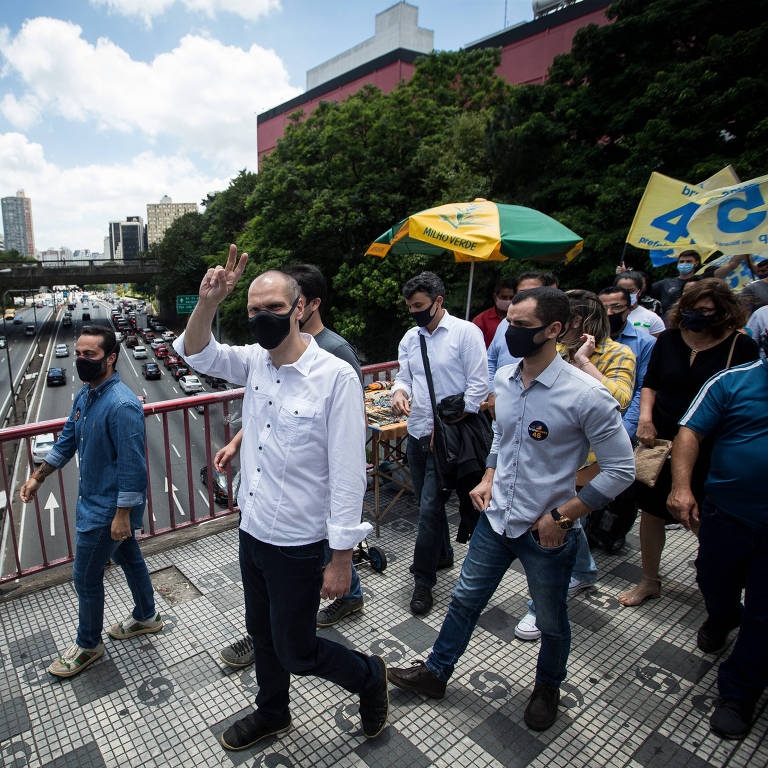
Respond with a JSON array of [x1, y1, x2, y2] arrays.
[[0, 360, 399, 584]]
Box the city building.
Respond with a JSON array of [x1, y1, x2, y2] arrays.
[[146, 195, 198, 246], [256, 0, 612, 165], [1, 189, 36, 258], [107, 216, 147, 260]]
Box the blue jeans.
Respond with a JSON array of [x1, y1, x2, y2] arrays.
[[323, 542, 362, 601], [239, 530, 380, 722], [697, 499, 768, 704], [407, 436, 453, 588], [73, 526, 156, 649], [528, 525, 596, 617], [426, 513, 576, 688]]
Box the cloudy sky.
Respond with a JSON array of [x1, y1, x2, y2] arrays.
[[0, 0, 534, 253]]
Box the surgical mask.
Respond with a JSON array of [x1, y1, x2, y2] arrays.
[[76, 354, 107, 382], [628, 292, 639, 306], [608, 312, 626, 336], [495, 298, 513, 313], [681, 310, 719, 332], [677, 262, 695, 275], [410, 300, 437, 328], [505, 323, 547, 358], [248, 295, 299, 349]]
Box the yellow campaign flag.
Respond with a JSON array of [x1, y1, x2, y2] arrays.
[[687, 174, 768, 255], [626, 167, 741, 252]]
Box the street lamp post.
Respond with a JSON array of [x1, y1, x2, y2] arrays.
[[2, 313, 18, 422]]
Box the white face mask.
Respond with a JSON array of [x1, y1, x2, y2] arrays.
[[628, 292, 639, 306]]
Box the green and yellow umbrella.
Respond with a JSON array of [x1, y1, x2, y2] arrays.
[[366, 198, 583, 318]]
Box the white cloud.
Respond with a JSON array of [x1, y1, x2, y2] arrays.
[[0, 17, 302, 169], [91, 0, 281, 25], [0, 132, 231, 252]]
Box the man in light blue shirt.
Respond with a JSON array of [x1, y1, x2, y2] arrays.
[[19, 325, 158, 679], [388, 287, 635, 731]]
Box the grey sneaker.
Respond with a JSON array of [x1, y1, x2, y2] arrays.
[[317, 597, 364, 627], [219, 635, 254, 668]]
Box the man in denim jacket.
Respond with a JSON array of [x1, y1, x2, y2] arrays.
[[20, 325, 160, 678]]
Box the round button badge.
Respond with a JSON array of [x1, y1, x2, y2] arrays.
[[527, 421, 549, 441]]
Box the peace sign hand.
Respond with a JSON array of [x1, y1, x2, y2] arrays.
[[199, 244, 248, 307]]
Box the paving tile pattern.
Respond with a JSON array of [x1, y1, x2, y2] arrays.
[[1, 487, 767, 767]]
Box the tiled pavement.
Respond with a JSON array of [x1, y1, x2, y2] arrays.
[[1, 488, 766, 768]]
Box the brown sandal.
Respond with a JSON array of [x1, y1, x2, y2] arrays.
[[618, 578, 661, 607]]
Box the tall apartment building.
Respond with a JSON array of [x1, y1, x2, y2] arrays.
[[1, 189, 35, 258], [146, 195, 198, 246], [107, 216, 147, 260]]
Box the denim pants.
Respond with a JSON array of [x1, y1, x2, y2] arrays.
[[696, 499, 768, 704], [407, 436, 453, 588], [239, 530, 380, 722], [426, 513, 576, 688], [73, 526, 156, 649], [323, 542, 362, 601]]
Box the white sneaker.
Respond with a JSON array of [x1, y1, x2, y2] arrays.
[[567, 578, 595, 598], [107, 612, 163, 640], [514, 610, 541, 641]]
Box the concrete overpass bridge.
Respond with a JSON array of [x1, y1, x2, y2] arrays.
[[0, 259, 163, 293]]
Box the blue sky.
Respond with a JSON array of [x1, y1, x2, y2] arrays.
[[0, 1, 534, 252]]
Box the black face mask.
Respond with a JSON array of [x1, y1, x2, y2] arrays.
[[505, 323, 548, 358], [608, 312, 627, 337], [410, 300, 437, 328], [681, 310, 719, 332], [249, 295, 299, 349], [76, 354, 107, 383]]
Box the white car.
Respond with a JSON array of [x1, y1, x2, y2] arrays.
[[132, 345, 148, 359], [54, 343, 68, 357], [179, 375, 203, 393], [161, 331, 176, 341], [150, 338, 165, 350], [32, 433, 56, 464], [114, 331, 124, 343]]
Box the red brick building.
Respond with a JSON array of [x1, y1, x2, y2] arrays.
[[257, 0, 612, 166]]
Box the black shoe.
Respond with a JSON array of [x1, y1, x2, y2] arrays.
[[317, 596, 364, 627], [697, 619, 739, 654], [604, 537, 625, 554], [410, 585, 433, 615], [710, 698, 755, 740], [387, 660, 446, 699], [523, 681, 560, 731], [436, 554, 454, 570], [220, 711, 291, 751], [360, 655, 389, 738]]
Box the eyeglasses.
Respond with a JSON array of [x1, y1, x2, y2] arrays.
[[604, 304, 629, 313]]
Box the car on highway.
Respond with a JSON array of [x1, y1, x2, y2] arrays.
[[187, 392, 207, 414], [149, 337, 165, 350], [62, 315, 72, 327], [82, 312, 91, 322], [31, 433, 56, 464], [171, 365, 191, 381], [155, 345, 169, 359], [46, 367, 66, 386], [161, 331, 176, 342], [203, 374, 228, 390], [25, 324, 35, 336], [68, 303, 76, 311], [114, 331, 123, 343], [0, 336, 6, 349], [54, 343, 69, 357], [200, 465, 241, 506], [152, 324, 166, 333], [179, 374, 203, 393], [124, 334, 138, 348], [141, 362, 161, 380], [164, 354, 181, 370], [132, 345, 148, 359], [13, 317, 23, 325]]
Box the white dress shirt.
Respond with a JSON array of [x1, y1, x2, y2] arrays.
[[173, 332, 370, 550], [392, 310, 488, 439], [485, 354, 635, 538]]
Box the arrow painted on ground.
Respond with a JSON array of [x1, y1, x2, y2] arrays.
[[44, 491, 59, 537], [163, 477, 186, 517]]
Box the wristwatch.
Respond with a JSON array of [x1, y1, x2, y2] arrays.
[[550, 508, 573, 530]]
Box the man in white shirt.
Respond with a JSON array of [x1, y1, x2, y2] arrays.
[[615, 272, 665, 336], [173, 246, 388, 751], [388, 287, 635, 731], [391, 272, 488, 616]]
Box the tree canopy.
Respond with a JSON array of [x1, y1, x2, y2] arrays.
[[153, 0, 768, 361]]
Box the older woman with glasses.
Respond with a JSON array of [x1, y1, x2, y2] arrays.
[[619, 279, 759, 606]]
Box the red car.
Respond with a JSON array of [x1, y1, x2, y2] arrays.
[[124, 334, 138, 348], [164, 354, 181, 370], [172, 365, 191, 381], [155, 345, 169, 359]]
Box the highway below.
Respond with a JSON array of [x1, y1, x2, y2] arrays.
[[1, 297, 241, 580]]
